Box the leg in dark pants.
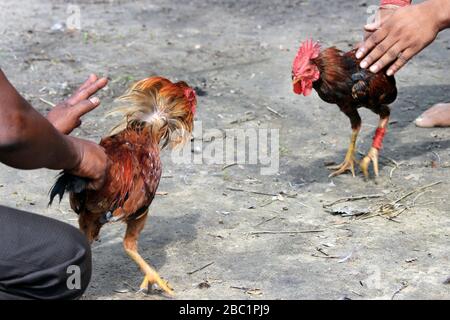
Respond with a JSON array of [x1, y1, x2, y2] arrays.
[[0, 205, 91, 300]]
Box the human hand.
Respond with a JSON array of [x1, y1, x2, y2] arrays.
[[356, 0, 446, 76], [47, 74, 108, 135], [364, 6, 398, 41], [67, 136, 109, 190]]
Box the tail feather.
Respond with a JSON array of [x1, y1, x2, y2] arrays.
[[48, 172, 88, 206]]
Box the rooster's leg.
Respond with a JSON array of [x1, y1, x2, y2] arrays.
[[360, 110, 390, 179], [123, 211, 174, 296], [328, 109, 361, 178], [328, 128, 360, 177]]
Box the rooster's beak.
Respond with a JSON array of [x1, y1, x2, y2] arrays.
[[292, 77, 302, 85]]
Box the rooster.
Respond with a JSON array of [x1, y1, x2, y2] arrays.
[[292, 39, 397, 179], [49, 76, 197, 296]]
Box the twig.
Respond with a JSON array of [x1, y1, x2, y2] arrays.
[[250, 229, 325, 235], [389, 166, 398, 179], [323, 194, 384, 208], [39, 97, 56, 107], [230, 286, 262, 295], [156, 191, 168, 196], [411, 191, 429, 207], [298, 201, 313, 209], [266, 106, 283, 117], [222, 163, 237, 170], [254, 216, 278, 227], [391, 282, 408, 300], [392, 181, 442, 205], [226, 187, 278, 197], [316, 247, 330, 256], [351, 290, 364, 297], [259, 199, 277, 207], [311, 254, 341, 259], [187, 262, 215, 275]]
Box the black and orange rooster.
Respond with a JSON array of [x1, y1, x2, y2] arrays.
[[49, 76, 197, 295], [292, 39, 397, 179]]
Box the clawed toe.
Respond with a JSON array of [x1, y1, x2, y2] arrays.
[[328, 158, 357, 178], [360, 147, 379, 180]]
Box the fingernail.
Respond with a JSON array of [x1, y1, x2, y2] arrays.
[[90, 97, 100, 104], [360, 60, 368, 69], [356, 50, 363, 59], [415, 117, 423, 124], [370, 64, 378, 73], [386, 69, 393, 76]]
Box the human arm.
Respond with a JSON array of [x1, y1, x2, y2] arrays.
[[356, 0, 450, 75], [0, 70, 107, 189]]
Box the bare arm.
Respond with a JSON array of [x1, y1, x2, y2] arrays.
[[356, 0, 450, 75], [0, 70, 108, 189]]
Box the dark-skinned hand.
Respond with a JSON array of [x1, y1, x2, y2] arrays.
[[47, 74, 108, 134]]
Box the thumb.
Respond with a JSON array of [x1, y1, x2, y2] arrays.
[[364, 22, 379, 32]]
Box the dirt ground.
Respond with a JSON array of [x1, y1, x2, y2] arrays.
[[0, 0, 449, 300]]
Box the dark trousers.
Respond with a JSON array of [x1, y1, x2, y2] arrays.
[[0, 205, 91, 300]]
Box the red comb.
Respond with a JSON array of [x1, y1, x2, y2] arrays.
[[293, 39, 321, 71], [184, 87, 197, 114]]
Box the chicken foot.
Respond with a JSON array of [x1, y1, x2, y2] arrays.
[[360, 116, 389, 179], [328, 128, 360, 177], [123, 211, 174, 296]]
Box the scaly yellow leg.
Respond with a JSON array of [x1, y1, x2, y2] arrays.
[[123, 211, 174, 296], [360, 117, 389, 179], [328, 128, 360, 178], [125, 248, 174, 296]]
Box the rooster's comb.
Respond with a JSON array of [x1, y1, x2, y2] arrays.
[[183, 87, 197, 114], [293, 39, 321, 71]]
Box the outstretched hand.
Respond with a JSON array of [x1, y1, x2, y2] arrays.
[[47, 74, 108, 134], [356, 0, 446, 76]]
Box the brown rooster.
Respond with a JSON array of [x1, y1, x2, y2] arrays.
[[49, 76, 197, 295], [292, 39, 397, 179]]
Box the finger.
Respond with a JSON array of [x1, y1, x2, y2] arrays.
[[70, 74, 98, 101], [386, 48, 414, 76], [354, 41, 363, 50], [67, 75, 98, 105], [67, 77, 108, 105], [78, 74, 98, 92], [359, 36, 396, 71], [73, 97, 101, 116], [364, 22, 380, 32], [356, 29, 387, 60], [368, 43, 404, 74]]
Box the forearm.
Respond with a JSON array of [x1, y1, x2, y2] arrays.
[[380, 0, 450, 30], [380, 0, 411, 6], [0, 71, 81, 170], [430, 0, 450, 30]]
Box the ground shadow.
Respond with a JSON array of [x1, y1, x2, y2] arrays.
[[85, 212, 199, 298]]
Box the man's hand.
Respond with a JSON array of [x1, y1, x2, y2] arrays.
[[67, 136, 109, 190], [363, 6, 398, 41], [47, 74, 108, 135], [356, 0, 448, 76]]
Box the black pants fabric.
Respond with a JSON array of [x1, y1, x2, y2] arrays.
[[0, 205, 91, 300]]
